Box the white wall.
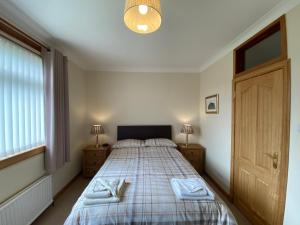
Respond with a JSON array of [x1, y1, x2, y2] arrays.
[[199, 53, 233, 192], [0, 61, 88, 202], [198, 5, 300, 224], [0, 154, 45, 203], [86, 71, 201, 144], [283, 5, 300, 225]]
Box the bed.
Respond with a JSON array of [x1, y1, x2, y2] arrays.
[[64, 125, 236, 225]]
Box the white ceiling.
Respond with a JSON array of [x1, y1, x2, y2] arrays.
[[3, 0, 286, 72]]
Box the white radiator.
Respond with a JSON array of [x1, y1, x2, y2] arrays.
[[0, 175, 53, 225]]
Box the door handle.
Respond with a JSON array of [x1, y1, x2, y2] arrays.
[[264, 152, 278, 169]]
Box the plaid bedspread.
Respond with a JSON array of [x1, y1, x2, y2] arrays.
[[64, 147, 237, 225]]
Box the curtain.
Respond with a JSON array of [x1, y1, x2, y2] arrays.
[[0, 36, 45, 159], [43, 48, 70, 173]]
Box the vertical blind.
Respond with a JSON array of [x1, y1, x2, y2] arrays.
[[0, 36, 45, 159]]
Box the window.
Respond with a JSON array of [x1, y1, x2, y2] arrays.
[[244, 30, 281, 70], [0, 36, 45, 159], [234, 16, 287, 76]]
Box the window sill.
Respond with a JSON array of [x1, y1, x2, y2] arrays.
[[0, 146, 46, 170]]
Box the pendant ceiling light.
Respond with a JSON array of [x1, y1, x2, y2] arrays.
[[124, 0, 162, 34]]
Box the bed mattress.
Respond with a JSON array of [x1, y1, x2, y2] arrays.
[[64, 146, 237, 225]]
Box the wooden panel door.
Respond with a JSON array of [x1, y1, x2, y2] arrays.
[[233, 61, 290, 225]]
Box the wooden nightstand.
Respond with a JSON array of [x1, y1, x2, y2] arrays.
[[82, 145, 111, 178], [177, 143, 205, 174]]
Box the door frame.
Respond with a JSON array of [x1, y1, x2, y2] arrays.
[[230, 59, 291, 225]]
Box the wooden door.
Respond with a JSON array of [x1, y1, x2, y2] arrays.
[[233, 60, 290, 225]]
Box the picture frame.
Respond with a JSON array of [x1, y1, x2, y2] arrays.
[[205, 94, 219, 114]]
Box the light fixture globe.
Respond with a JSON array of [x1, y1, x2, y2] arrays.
[[124, 0, 162, 34]]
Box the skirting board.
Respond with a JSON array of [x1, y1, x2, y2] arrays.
[[53, 170, 83, 201], [203, 172, 233, 202]]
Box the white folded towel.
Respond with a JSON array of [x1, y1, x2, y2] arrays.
[[97, 178, 120, 197], [84, 179, 111, 199], [93, 180, 108, 192], [84, 190, 111, 199], [171, 178, 215, 201], [84, 178, 125, 205], [176, 178, 205, 193], [84, 197, 120, 205], [84, 179, 112, 199]]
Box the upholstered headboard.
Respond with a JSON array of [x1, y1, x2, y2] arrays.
[[117, 125, 172, 140]]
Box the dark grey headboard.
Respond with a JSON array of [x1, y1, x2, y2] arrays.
[[117, 125, 172, 140]]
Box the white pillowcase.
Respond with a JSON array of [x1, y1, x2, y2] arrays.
[[144, 138, 177, 147], [112, 139, 145, 149]]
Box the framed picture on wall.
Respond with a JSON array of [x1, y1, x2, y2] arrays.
[[205, 94, 219, 114]]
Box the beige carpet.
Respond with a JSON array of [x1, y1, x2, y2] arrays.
[[32, 177, 90, 225], [203, 176, 252, 225], [32, 176, 251, 225]]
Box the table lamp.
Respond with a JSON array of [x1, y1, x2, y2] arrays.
[[181, 124, 194, 147], [90, 125, 104, 148]]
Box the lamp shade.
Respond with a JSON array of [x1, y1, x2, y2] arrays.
[[181, 124, 194, 134], [124, 0, 161, 34], [90, 125, 104, 135]]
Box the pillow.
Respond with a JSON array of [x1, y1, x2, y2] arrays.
[[112, 139, 145, 149], [144, 138, 177, 147]]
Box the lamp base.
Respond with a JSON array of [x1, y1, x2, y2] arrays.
[[185, 134, 189, 148], [95, 134, 101, 149]]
